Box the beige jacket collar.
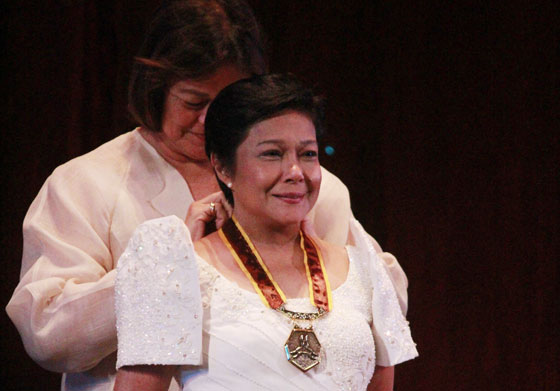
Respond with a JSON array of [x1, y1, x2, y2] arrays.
[[133, 130, 193, 219]]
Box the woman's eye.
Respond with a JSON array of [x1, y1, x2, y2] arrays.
[[302, 150, 318, 158], [261, 150, 282, 158], [174, 95, 207, 110], [184, 101, 207, 109]]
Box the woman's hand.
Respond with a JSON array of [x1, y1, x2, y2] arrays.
[[186, 191, 233, 241]]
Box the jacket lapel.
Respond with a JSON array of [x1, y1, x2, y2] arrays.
[[134, 131, 193, 220]]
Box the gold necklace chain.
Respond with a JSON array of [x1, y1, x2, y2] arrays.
[[276, 304, 327, 322]]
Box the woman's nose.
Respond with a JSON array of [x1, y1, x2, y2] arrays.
[[286, 163, 304, 182]]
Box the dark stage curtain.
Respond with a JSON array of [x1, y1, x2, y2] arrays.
[[1, 1, 557, 390]]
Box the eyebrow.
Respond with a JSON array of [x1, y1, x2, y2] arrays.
[[256, 139, 318, 147]]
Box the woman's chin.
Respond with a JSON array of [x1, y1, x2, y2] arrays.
[[267, 214, 309, 231]]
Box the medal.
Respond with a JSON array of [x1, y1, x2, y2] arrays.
[[284, 325, 322, 371], [277, 304, 326, 371], [219, 216, 332, 372]]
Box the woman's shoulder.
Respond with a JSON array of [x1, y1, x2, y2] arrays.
[[120, 216, 193, 267], [134, 215, 187, 236], [56, 131, 137, 170], [41, 130, 140, 199], [193, 230, 242, 281]]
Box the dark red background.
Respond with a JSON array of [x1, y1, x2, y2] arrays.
[[1, 1, 557, 390]]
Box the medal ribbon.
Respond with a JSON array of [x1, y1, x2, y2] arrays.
[[218, 216, 332, 311]]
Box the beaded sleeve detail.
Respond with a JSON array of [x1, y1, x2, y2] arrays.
[[349, 218, 419, 366], [115, 215, 202, 368]]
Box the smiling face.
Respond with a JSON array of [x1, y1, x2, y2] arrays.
[[223, 110, 322, 231], [159, 64, 248, 162]]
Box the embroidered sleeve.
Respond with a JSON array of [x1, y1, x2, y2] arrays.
[[349, 218, 419, 366], [370, 240, 409, 316], [115, 215, 202, 368]]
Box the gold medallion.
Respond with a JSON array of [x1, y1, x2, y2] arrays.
[[284, 325, 321, 371]]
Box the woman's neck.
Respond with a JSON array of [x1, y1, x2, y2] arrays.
[[177, 162, 220, 200], [233, 212, 301, 252], [231, 213, 307, 290], [139, 128, 219, 199]]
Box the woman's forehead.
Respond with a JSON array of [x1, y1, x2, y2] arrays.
[[246, 112, 317, 143]]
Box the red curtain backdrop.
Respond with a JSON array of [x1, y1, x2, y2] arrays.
[[1, 1, 557, 390]]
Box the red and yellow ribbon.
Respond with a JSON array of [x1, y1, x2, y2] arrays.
[[218, 216, 332, 312]]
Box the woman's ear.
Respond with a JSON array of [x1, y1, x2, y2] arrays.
[[211, 153, 232, 185]]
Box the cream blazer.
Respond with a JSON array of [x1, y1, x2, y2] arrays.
[[6, 129, 408, 391]]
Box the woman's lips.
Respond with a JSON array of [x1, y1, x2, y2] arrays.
[[273, 192, 305, 204]]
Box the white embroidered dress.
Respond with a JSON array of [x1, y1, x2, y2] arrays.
[[115, 216, 418, 390]]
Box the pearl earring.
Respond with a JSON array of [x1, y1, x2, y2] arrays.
[[227, 182, 232, 189]]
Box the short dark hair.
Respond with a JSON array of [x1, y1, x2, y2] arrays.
[[128, 0, 267, 133], [205, 73, 325, 204]]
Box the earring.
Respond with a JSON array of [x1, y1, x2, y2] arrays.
[[227, 182, 232, 189]]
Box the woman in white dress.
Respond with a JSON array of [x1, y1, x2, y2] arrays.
[[113, 74, 418, 391]]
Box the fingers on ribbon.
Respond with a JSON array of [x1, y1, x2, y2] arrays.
[[210, 194, 234, 230], [191, 192, 232, 226], [214, 207, 229, 229]]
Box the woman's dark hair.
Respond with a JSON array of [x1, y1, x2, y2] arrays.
[[128, 0, 267, 133], [205, 73, 325, 204]]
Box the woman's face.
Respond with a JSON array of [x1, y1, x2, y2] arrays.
[[160, 64, 248, 162], [227, 110, 322, 230]]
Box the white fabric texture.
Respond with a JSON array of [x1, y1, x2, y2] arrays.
[[115, 216, 418, 390], [6, 128, 410, 391], [115, 219, 203, 367], [348, 218, 417, 366]]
